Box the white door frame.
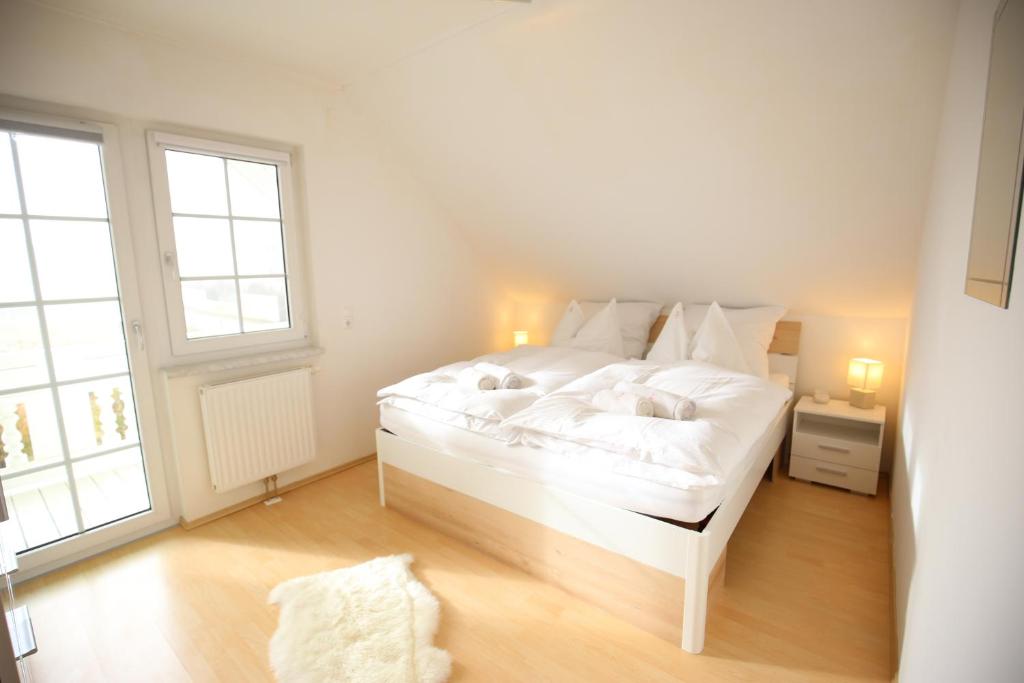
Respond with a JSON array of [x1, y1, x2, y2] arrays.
[[0, 107, 174, 581]]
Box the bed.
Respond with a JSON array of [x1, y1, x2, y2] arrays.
[[376, 317, 801, 653]]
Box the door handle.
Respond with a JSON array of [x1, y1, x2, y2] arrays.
[[163, 251, 180, 280], [131, 320, 145, 352]]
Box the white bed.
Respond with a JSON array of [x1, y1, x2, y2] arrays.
[[376, 317, 802, 653], [380, 371, 791, 523]]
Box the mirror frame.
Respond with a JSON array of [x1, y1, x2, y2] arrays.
[[965, 0, 1024, 309]]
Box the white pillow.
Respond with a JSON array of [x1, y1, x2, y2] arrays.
[[684, 303, 786, 379], [567, 299, 625, 356], [550, 300, 585, 346], [690, 302, 750, 374], [579, 300, 662, 359], [646, 302, 688, 363]]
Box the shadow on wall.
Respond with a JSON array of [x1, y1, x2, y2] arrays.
[[890, 400, 918, 651]]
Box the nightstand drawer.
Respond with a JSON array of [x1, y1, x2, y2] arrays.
[[789, 455, 879, 494], [791, 431, 881, 470]]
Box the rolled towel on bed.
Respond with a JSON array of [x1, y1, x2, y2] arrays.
[[457, 367, 497, 391], [613, 381, 696, 420], [592, 389, 655, 417], [473, 362, 525, 390]]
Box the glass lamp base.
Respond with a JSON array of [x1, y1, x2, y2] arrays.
[[849, 388, 877, 409]]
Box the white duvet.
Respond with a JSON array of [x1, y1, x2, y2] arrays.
[[376, 345, 622, 440], [500, 360, 792, 491]]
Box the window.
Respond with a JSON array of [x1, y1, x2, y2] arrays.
[[148, 132, 306, 355], [0, 119, 155, 553]]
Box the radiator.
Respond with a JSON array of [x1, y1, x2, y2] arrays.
[[199, 367, 316, 493]]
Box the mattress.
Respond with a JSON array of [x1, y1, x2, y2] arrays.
[[379, 371, 791, 523]]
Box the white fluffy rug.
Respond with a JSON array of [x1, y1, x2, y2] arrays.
[[268, 554, 451, 683]]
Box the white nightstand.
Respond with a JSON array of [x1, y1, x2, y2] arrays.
[[789, 396, 885, 495]]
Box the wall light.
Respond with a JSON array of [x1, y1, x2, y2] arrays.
[[513, 330, 529, 347], [847, 357, 884, 409]]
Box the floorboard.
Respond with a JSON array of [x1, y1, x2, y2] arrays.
[[17, 460, 892, 682]]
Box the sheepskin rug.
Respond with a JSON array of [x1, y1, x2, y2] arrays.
[[268, 554, 451, 683]]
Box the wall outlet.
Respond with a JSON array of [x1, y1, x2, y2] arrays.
[[342, 307, 353, 329]]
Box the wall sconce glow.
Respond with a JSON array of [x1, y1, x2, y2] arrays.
[[513, 330, 529, 347], [847, 357, 884, 409]]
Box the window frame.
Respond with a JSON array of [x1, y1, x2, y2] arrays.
[[0, 105, 173, 578], [147, 131, 308, 356]]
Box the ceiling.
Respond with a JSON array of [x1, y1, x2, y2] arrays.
[[27, 0, 521, 87], [343, 0, 960, 318], [23, 0, 960, 320]]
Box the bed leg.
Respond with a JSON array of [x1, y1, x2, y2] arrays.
[[682, 533, 709, 654], [376, 454, 386, 507]]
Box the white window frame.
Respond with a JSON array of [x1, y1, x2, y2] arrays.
[[147, 131, 308, 356], [0, 106, 174, 579]]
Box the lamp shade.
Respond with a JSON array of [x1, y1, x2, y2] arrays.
[[847, 358, 884, 390], [513, 330, 529, 347]]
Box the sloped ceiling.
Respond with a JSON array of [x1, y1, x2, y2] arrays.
[[345, 0, 960, 318], [24, 0, 516, 87], [26, 0, 959, 319]]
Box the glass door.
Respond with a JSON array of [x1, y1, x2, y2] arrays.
[[0, 122, 156, 556]]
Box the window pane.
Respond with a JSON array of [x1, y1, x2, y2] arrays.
[[173, 217, 234, 277], [0, 219, 35, 303], [74, 448, 150, 529], [227, 159, 280, 218], [240, 277, 289, 332], [15, 133, 107, 218], [0, 307, 48, 391], [0, 389, 65, 473], [59, 375, 139, 459], [165, 150, 227, 216], [234, 220, 285, 275], [1, 467, 77, 552], [46, 301, 128, 381], [31, 220, 118, 300], [181, 279, 240, 338], [0, 135, 21, 214]]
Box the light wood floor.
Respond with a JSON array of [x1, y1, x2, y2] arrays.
[[19, 459, 892, 682]]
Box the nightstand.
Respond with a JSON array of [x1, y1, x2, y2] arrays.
[[789, 396, 885, 495]]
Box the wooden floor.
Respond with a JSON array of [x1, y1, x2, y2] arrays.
[[19, 459, 892, 682]]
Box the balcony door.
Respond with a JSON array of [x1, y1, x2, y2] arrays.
[[0, 113, 170, 574]]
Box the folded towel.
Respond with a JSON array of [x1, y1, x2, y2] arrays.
[[613, 381, 696, 420], [457, 367, 497, 391], [593, 389, 654, 417], [474, 362, 525, 390]]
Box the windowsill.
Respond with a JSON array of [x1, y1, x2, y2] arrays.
[[161, 345, 324, 378]]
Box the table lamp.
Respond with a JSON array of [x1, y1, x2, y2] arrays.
[[513, 330, 529, 347], [847, 357, 884, 409]]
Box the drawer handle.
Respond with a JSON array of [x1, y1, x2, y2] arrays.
[[818, 444, 851, 454], [815, 465, 848, 477]]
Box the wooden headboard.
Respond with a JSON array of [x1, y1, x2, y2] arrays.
[[647, 316, 802, 356]]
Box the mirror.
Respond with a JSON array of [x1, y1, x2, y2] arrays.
[[966, 0, 1024, 308]]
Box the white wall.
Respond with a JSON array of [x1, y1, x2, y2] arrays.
[[348, 0, 957, 315], [893, 1, 1024, 680], [345, 0, 960, 463], [0, 1, 495, 522]]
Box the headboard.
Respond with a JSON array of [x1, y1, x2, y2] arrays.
[[647, 316, 802, 387]]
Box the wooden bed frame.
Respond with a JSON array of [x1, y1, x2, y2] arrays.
[[376, 319, 801, 653]]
